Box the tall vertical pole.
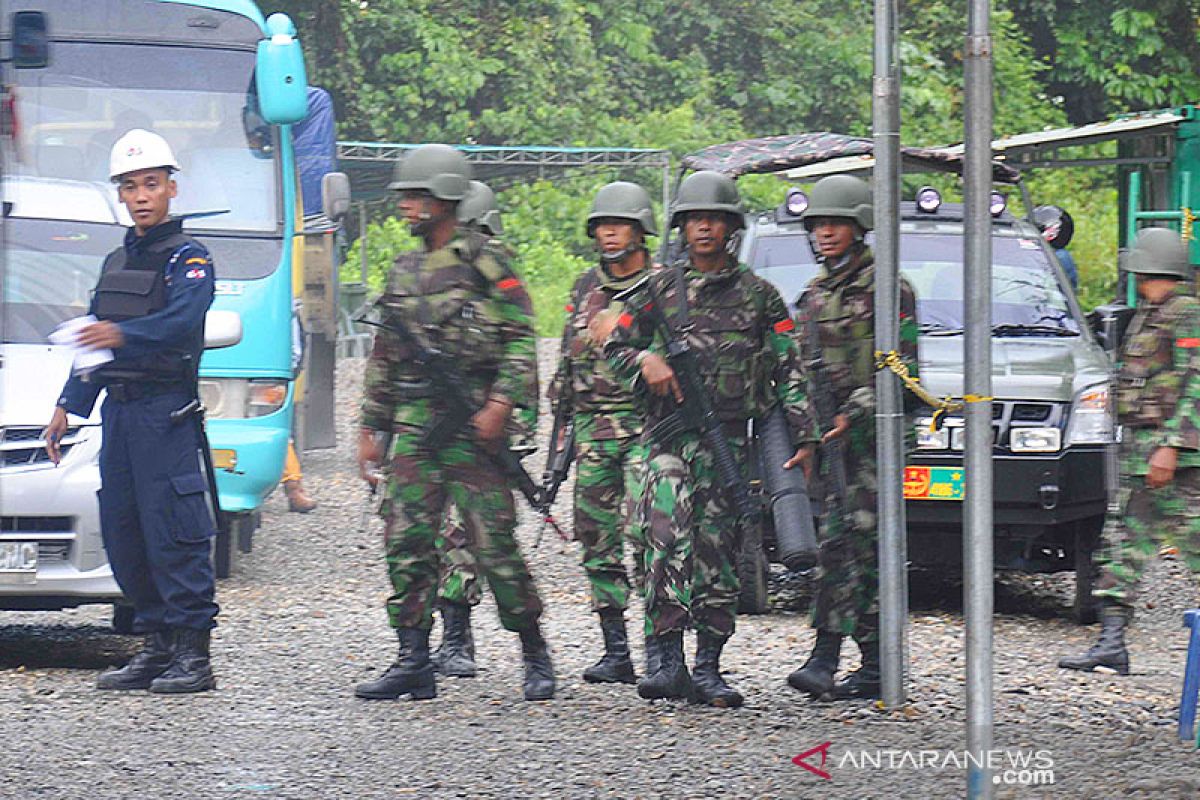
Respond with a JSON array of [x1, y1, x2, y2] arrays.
[[964, 0, 995, 796], [873, 0, 907, 708], [358, 201, 369, 286]]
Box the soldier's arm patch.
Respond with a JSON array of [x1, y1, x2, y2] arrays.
[[185, 257, 208, 266], [617, 311, 634, 328], [1178, 337, 1200, 348], [497, 277, 522, 292], [773, 319, 795, 334]]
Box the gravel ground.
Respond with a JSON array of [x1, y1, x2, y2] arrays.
[[3, 344, 1200, 799]]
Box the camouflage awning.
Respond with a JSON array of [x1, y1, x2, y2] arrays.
[[683, 132, 1022, 183]]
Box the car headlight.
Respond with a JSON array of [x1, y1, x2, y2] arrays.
[[915, 418, 949, 450], [1065, 385, 1113, 445], [1010, 427, 1062, 453], [198, 378, 288, 419]]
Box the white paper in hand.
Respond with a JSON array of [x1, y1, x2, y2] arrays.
[[49, 315, 115, 375]]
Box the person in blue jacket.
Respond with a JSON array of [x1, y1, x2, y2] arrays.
[[43, 129, 219, 694]]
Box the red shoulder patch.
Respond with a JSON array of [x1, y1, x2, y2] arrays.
[[1177, 337, 1200, 348], [617, 311, 634, 328], [565, 303, 575, 313], [497, 277, 521, 291], [773, 319, 795, 334]]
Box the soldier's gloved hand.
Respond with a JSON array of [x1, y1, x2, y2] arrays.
[[1147, 446, 1178, 489], [821, 413, 851, 443], [639, 352, 683, 403], [783, 443, 816, 483], [357, 428, 383, 488], [473, 396, 513, 447]]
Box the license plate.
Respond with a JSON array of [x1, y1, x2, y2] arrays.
[[904, 466, 965, 501], [0, 542, 38, 584]]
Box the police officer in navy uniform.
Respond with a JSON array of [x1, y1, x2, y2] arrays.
[[43, 129, 219, 694]]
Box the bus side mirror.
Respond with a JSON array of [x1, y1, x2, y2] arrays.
[[11, 11, 49, 69], [255, 13, 308, 125], [204, 310, 243, 350], [1088, 303, 1135, 353], [322, 172, 351, 223]]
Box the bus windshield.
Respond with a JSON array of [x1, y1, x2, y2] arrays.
[[6, 42, 278, 233]]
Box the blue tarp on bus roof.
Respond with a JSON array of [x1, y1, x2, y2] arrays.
[[292, 87, 337, 218]]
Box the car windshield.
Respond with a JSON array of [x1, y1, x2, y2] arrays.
[[5, 42, 278, 233], [748, 230, 1080, 336]]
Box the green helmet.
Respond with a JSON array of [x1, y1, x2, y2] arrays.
[[800, 174, 874, 232], [388, 143, 472, 201], [1126, 227, 1193, 280], [458, 180, 503, 236], [586, 181, 658, 237], [670, 170, 744, 230]]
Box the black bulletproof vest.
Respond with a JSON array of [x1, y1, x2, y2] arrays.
[[92, 219, 199, 383]]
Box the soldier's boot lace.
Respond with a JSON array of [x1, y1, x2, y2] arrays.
[[644, 635, 661, 676], [690, 633, 744, 708], [97, 629, 174, 690], [828, 636, 881, 701], [354, 627, 437, 700], [787, 629, 843, 699], [1058, 602, 1131, 675], [519, 626, 556, 701], [149, 628, 216, 694], [432, 602, 477, 678], [637, 630, 693, 701], [582, 609, 636, 684]]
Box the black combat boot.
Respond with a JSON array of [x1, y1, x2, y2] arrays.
[[637, 631, 693, 701], [519, 626, 556, 701], [97, 630, 174, 691], [431, 602, 477, 678], [354, 627, 437, 700], [644, 635, 661, 676], [787, 629, 843, 699], [148, 628, 216, 694], [828, 637, 880, 701], [691, 633, 744, 708], [1058, 602, 1131, 675], [583, 609, 636, 684]]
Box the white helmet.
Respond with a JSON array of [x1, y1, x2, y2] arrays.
[[109, 128, 181, 182]]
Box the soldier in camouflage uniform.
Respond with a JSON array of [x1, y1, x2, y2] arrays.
[[606, 171, 818, 707], [355, 145, 554, 702], [1060, 227, 1200, 676], [427, 180, 505, 679], [549, 181, 657, 685], [786, 175, 919, 702]]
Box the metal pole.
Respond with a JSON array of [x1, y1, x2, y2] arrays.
[[964, 0, 995, 796], [873, 0, 907, 708]]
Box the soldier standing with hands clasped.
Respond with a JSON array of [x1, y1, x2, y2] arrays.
[[1060, 227, 1200, 676]]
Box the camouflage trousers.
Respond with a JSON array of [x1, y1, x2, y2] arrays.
[[380, 427, 543, 631], [639, 431, 745, 639], [435, 506, 482, 608], [1094, 467, 1200, 607], [811, 437, 879, 646], [575, 431, 648, 613]]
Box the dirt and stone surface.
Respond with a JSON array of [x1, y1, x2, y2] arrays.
[[3, 348, 1200, 798]]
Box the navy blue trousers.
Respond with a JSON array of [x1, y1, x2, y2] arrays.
[[97, 391, 218, 631]]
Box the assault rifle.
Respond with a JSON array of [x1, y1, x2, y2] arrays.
[[357, 314, 568, 541], [802, 302, 849, 513]]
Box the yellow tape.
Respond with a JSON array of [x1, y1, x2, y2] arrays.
[[874, 350, 966, 432]]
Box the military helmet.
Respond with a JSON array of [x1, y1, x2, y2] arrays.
[[670, 170, 744, 230], [800, 174, 874, 232], [458, 180, 503, 236], [388, 143, 472, 201], [1126, 227, 1193, 280], [1031, 204, 1074, 249], [586, 181, 658, 237]]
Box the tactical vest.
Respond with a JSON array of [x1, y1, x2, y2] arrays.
[[567, 266, 644, 414]]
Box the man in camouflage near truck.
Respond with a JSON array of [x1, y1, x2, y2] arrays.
[[786, 174, 919, 702], [355, 145, 555, 702], [1060, 227, 1200, 676], [549, 181, 657, 685], [605, 170, 818, 707]]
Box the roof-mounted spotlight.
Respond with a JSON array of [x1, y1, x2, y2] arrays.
[[785, 188, 810, 217], [915, 185, 942, 213], [989, 191, 1008, 217]]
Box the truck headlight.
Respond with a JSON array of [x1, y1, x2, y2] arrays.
[[198, 379, 288, 419], [915, 418, 949, 449], [1065, 385, 1113, 445], [1010, 427, 1061, 453]]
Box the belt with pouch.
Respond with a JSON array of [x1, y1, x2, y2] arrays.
[[103, 381, 189, 403]]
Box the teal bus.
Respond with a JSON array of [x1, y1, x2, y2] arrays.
[[2, 0, 308, 579]]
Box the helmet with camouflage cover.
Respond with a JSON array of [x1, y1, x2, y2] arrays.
[[800, 174, 874, 232], [1126, 227, 1193, 280], [586, 181, 658, 237], [669, 170, 744, 230], [388, 143, 472, 201], [458, 180, 503, 236]]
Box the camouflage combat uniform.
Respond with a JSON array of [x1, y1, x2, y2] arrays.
[[1095, 283, 1200, 606], [549, 266, 650, 613], [795, 247, 918, 646], [361, 228, 543, 632], [606, 260, 816, 638]]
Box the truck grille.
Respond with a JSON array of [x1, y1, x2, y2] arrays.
[[1, 517, 74, 533], [919, 401, 1066, 451], [0, 426, 80, 468]]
